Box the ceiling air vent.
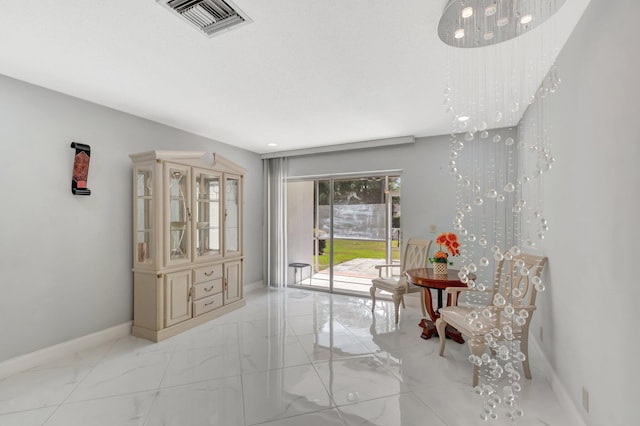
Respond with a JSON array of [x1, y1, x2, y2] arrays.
[[157, 0, 252, 37]]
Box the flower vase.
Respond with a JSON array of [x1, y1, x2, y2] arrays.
[[433, 262, 448, 276]]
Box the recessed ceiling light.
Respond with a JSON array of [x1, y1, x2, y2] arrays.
[[520, 14, 533, 24], [267, 143, 277, 147], [497, 17, 509, 27], [485, 5, 497, 16], [458, 116, 470, 122], [454, 29, 465, 39], [461, 7, 473, 18]]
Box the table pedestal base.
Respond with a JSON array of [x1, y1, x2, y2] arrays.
[[418, 319, 465, 344]]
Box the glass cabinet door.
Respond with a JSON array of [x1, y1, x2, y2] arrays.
[[224, 175, 241, 256], [135, 166, 154, 266], [194, 170, 221, 259], [166, 163, 191, 265]]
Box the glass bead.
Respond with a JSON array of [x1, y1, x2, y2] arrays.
[[468, 234, 477, 242], [463, 179, 471, 187], [486, 189, 497, 198], [504, 182, 515, 192], [477, 283, 486, 291], [512, 288, 522, 298], [465, 132, 475, 141], [482, 309, 492, 318], [479, 237, 487, 247], [474, 196, 484, 206], [491, 245, 500, 253], [504, 305, 515, 316], [495, 111, 503, 122], [497, 194, 505, 202], [531, 276, 542, 286], [481, 130, 489, 139], [515, 352, 526, 362], [480, 257, 490, 267], [494, 252, 504, 261], [515, 316, 526, 326], [479, 121, 487, 131], [493, 134, 502, 143], [503, 252, 513, 260], [520, 267, 530, 276], [505, 137, 514, 146], [510, 246, 521, 256], [511, 102, 520, 112], [535, 283, 546, 291], [468, 263, 478, 273]]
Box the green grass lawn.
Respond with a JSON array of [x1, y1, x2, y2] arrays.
[[316, 239, 399, 270]]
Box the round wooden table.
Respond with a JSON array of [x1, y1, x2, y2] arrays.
[[405, 268, 469, 343]]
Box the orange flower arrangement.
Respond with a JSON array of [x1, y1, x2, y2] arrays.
[[430, 232, 460, 264]]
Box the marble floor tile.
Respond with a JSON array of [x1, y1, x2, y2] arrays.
[[242, 364, 333, 425], [240, 335, 310, 373], [338, 392, 447, 426], [145, 377, 244, 426], [160, 344, 241, 388], [314, 356, 408, 406], [254, 408, 347, 426], [0, 366, 90, 414], [43, 391, 156, 426], [0, 406, 56, 426], [66, 347, 173, 403], [0, 286, 577, 426]]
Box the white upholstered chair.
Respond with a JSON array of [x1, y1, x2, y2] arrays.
[[436, 253, 547, 386], [370, 238, 432, 324]]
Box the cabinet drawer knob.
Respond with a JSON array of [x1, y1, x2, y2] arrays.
[[204, 270, 215, 276], [204, 285, 213, 292], [204, 301, 214, 306]]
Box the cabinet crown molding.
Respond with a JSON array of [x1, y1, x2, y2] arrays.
[[129, 151, 246, 175]]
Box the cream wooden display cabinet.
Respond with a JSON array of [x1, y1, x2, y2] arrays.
[[129, 150, 245, 342]]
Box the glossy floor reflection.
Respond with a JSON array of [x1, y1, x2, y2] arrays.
[[0, 286, 572, 425]]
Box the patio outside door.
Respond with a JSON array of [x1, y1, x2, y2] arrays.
[[287, 175, 401, 294]]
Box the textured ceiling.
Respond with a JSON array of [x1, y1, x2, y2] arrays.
[[0, 0, 589, 154]]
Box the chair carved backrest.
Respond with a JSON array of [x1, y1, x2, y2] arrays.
[[489, 253, 547, 330], [401, 238, 432, 274]]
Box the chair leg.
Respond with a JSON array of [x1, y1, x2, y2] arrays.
[[436, 318, 447, 356], [521, 333, 532, 379], [420, 290, 427, 316], [468, 338, 487, 387], [370, 286, 376, 312], [392, 294, 402, 324], [401, 295, 406, 309]]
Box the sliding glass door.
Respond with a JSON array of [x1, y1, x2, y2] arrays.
[[287, 174, 401, 294]]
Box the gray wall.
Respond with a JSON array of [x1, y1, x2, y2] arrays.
[[0, 74, 263, 363], [522, 0, 639, 424]]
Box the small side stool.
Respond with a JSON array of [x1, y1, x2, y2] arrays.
[[289, 262, 312, 286]]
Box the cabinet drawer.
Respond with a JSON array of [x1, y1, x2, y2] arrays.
[[194, 264, 223, 284], [193, 293, 223, 316], [193, 279, 223, 300]]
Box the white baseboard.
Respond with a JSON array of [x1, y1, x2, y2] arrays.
[[0, 321, 131, 379], [530, 338, 586, 426]]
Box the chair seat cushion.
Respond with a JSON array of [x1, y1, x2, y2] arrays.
[[440, 306, 523, 336], [371, 277, 403, 292]]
